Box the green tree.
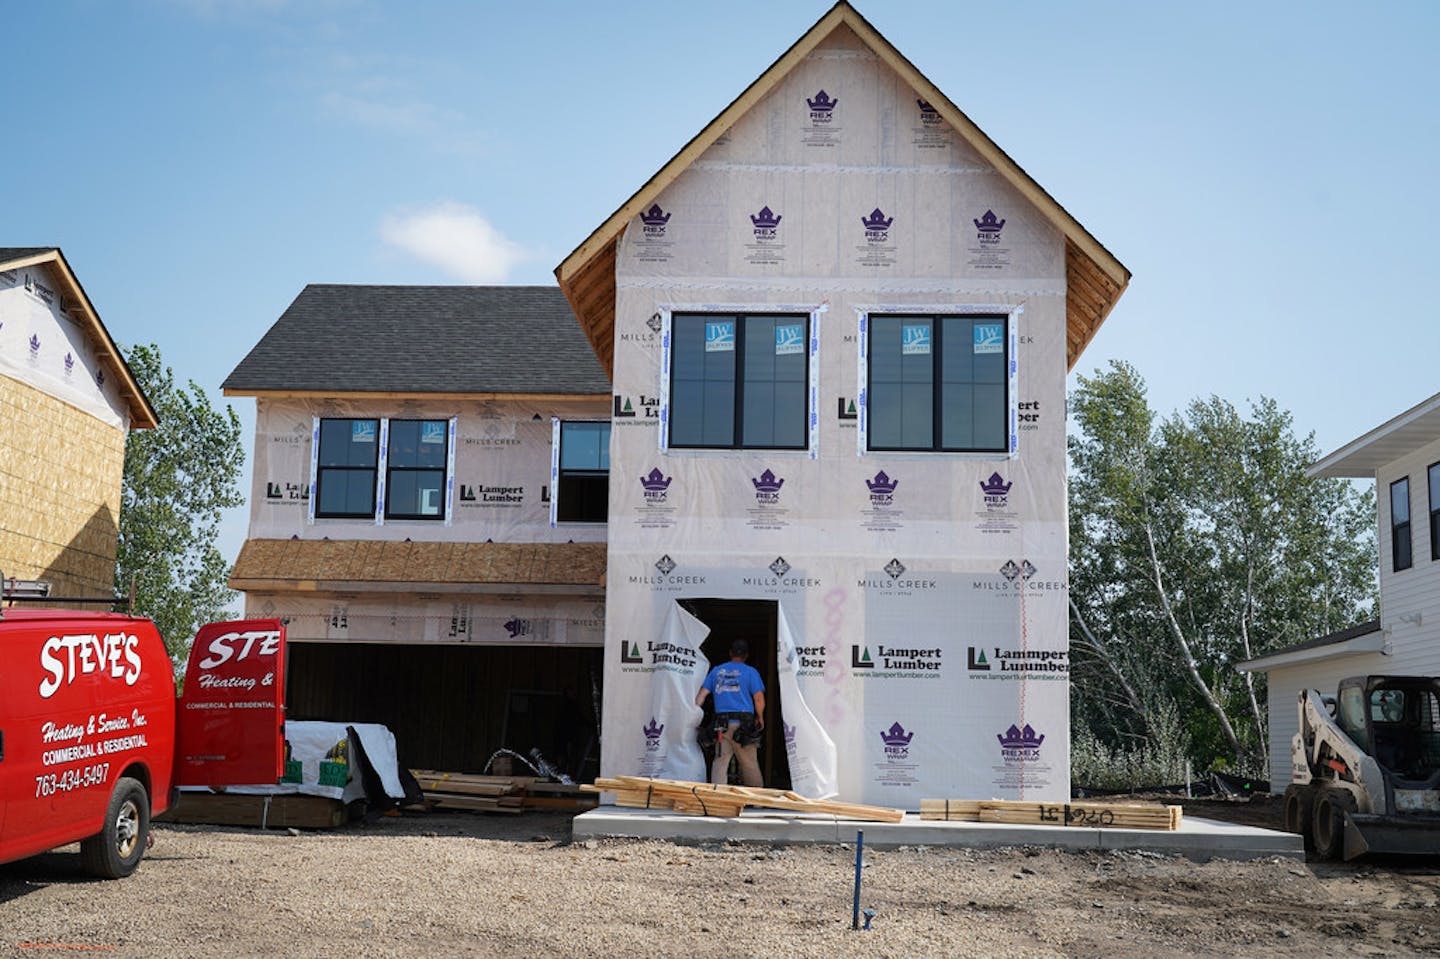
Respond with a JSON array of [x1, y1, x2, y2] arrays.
[[115, 343, 245, 661], [1068, 361, 1376, 775]]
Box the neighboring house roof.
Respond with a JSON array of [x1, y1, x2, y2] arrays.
[[1237, 619, 1384, 673], [1309, 390, 1440, 478], [0, 247, 157, 429], [229, 539, 607, 593], [223, 285, 611, 397], [554, 1, 1130, 378]]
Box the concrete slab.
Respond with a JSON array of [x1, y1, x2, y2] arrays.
[[572, 805, 1303, 862]]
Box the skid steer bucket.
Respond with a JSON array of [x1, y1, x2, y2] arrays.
[[1343, 814, 1440, 861]]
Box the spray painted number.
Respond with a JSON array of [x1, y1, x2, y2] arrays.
[[1065, 806, 1116, 827]]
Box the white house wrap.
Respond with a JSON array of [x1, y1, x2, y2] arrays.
[[576, 14, 1116, 807]]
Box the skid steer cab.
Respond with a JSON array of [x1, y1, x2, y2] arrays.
[[1284, 675, 1440, 860], [0, 609, 287, 878]]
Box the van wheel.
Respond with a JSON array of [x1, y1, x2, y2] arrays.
[[1311, 787, 1357, 861], [80, 777, 149, 879]]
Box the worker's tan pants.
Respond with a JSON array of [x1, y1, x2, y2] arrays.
[[711, 720, 763, 787]]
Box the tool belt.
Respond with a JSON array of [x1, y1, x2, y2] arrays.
[[711, 712, 762, 746]]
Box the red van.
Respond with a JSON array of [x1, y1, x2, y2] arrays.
[[0, 609, 286, 878]]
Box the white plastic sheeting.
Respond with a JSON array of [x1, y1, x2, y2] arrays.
[[600, 28, 1071, 804], [0, 263, 130, 430]]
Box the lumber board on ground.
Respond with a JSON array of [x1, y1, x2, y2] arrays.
[[583, 776, 904, 823], [919, 798, 1182, 831], [163, 793, 347, 829]]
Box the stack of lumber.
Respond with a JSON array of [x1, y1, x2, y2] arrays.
[[410, 770, 598, 814], [919, 798, 1182, 831], [583, 775, 904, 823], [163, 792, 347, 829]]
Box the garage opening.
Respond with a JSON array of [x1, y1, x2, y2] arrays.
[[680, 598, 790, 791]]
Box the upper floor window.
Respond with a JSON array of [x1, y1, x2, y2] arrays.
[[385, 419, 449, 520], [1391, 476, 1412, 572], [556, 421, 610, 523], [668, 313, 809, 450], [1429, 462, 1440, 562], [867, 314, 1008, 452], [316, 418, 379, 519]]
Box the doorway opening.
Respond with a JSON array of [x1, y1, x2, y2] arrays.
[[680, 598, 790, 791]]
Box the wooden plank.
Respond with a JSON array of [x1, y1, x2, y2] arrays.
[[919, 798, 1182, 831], [587, 776, 904, 823], [162, 793, 347, 829]]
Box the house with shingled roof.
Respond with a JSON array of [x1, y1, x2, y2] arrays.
[[223, 284, 611, 775], [556, 2, 1128, 803], [0, 247, 156, 603]]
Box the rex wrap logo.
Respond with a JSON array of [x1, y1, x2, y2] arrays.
[[860, 208, 893, 244], [639, 204, 670, 238], [974, 209, 1005, 245], [998, 723, 1045, 762], [750, 205, 782, 241], [980, 472, 1012, 510], [752, 468, 784, 506], [643, 717, 665, 751], [807, 89, 838, 123], [916, 98, 942, 127], [865, 470, 898, 507], [880, 722, 914, 761], [503, 618, 531, 639], [640, 468, 672, 503]]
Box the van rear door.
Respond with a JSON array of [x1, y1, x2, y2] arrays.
[[174, 619, 286, 787]]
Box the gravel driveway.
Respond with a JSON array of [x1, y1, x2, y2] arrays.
[[3, 811, 1440, 958]]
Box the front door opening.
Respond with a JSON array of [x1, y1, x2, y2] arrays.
[[681, 598, 790, 791]]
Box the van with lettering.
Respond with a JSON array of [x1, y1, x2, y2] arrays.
[[0, 609, 286, 878]]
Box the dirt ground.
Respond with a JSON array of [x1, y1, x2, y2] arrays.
[[4, 804, 1440, 959]]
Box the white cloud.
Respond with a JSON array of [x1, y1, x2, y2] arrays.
[[381, 203, 530, 283]]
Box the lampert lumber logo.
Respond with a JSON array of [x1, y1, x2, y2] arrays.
[[967, 645, 1068, 682], [618, 635, 699, 675], [850, 643, 942, 679]]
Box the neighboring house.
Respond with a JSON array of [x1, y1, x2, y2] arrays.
[[222, 285, 611, 775], [557, 3, 1128, 803], [0, 248, 156, 602], [1241, 391, 1440, 787]]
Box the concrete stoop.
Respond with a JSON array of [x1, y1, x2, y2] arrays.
[[572, 805, 1304, 861]]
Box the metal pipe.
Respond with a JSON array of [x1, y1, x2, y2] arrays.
[[852, 829, 864, 930]]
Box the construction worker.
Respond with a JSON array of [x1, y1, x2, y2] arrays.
[[695, 639, 766, 787]]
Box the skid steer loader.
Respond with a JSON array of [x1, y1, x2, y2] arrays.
[[1284, 675, 1440, 860]]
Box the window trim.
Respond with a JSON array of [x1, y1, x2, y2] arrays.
[[663, 311, 813, 452], [313, 417, 380, 520], [309, 415, 455, 525], [1391, 476, 1413, 572], [1428, 461, 1440, 562], [383, 418, 451, 521], [858, 309, 1016, 455], [550, 417, 611, 526]]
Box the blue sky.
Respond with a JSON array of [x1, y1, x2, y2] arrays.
[[4, 0, 1437, 567]]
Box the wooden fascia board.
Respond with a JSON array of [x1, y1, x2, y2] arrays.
[[223, 388, 611, 402], [2, 249, 159, 429], [555, 4, 849, 286]]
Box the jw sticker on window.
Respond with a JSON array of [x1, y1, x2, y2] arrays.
[[973, 323, 1004, 355], [775, 324, 804, 356], [901, 324, 931, 355], [705, 321, 736, 352], [421, 422, 446, 444], [352, 421, 377, 443]]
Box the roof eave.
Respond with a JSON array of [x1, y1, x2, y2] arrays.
[[1237, 629, 1386, 673], [0, 249, 158, 429], [1308, 391, 1440, 479]]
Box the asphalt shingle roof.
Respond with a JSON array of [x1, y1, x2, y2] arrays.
[[223, 285, 610, 395], [0, 247, 58, 265]]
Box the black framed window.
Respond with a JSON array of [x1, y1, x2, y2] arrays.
[[669, 313, 808, 450], [385, 419, 449, 520], [316, 418, 380, 518], [867, 314, 1007, 452], [557, 421, 610, 523], [1391, 476, 1412, 572], [1429, 462, 1440, 562]]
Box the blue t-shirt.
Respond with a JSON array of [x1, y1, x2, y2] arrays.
[[702, 661, 765, 715]]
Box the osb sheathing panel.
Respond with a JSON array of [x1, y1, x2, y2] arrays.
[[0, 374, 126, 597], [230, 538, 607, 589]]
